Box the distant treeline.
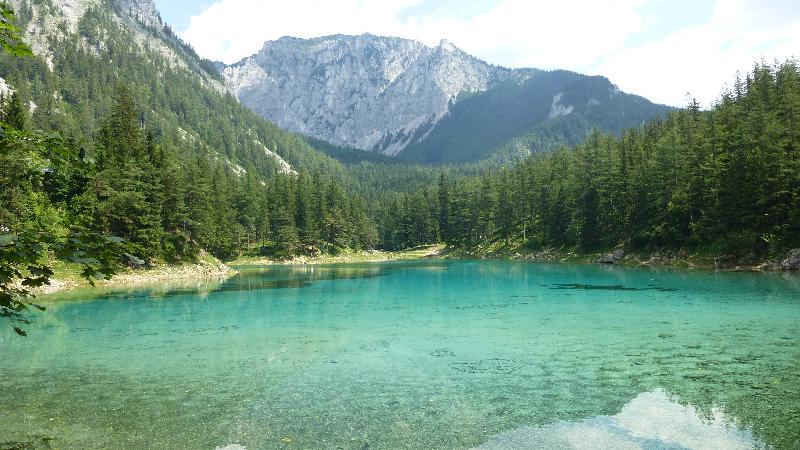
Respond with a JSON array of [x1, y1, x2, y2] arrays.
[[376, 61, 800, 259]]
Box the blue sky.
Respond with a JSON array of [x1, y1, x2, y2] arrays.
[[154, 0, 207, 30], [156, 0, 800, 106]]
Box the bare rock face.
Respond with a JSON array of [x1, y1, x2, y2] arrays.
[[113, 0, 162, 29], [224, 34, 510, 155]]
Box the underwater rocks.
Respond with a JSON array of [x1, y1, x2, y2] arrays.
[[451, 358, 521, 375]]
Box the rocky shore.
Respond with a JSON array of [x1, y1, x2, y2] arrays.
[[39, 244, 797, 297], [38, 261, 237, 295], [229, 245, 445, 266], [445, 246, 800, 272]]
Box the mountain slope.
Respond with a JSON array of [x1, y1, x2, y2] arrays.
[[399, 70, 670, 164], [224, 34, 671, 164], [2, 0, 348, 180]]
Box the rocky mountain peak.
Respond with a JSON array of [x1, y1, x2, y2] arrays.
[[224, 34, 510, 155], [438, 39, 456, 52]]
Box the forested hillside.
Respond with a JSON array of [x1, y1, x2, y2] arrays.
[[2, 0, 351, 179], [379, 61, 800, 263], [398, 70, 671, 164], [0, 0, 378, 273]]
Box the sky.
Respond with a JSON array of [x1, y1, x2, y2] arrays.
[[154, 0, 800, 107]]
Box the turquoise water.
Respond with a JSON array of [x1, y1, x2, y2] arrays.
[[1, 261, 799, 449]]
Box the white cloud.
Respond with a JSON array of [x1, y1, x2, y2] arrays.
[[182, 0, 419, 64], [182, 0, 646, 67], [594, 0, 800, 106], [181, 0, 799, 107]]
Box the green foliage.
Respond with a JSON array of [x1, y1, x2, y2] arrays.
[[1, 91, 26, 128], [398, 70, 672, 165], [0, 2, 32, 57], [383, 61, 800, 259], [0, 124, 120, 335]]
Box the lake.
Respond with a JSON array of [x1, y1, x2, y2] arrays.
[[1, 261, 799, 449]]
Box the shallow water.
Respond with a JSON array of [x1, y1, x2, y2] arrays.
[[1, 261, 799, 449]]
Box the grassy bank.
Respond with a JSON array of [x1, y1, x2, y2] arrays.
[[228, 240, 800, 272], [227, 244, 446, 266], [40, 251, 237, 295], [441, 241, 799, 271]]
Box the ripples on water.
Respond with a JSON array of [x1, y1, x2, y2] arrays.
[[0, 261, 798, 449]]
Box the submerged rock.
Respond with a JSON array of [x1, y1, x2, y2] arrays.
[[780, 249, 800, 270], [0, 435, 55, 449], [598, 249, 625, 264]]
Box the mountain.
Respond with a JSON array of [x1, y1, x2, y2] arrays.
[[114, 0, 161, 28], [224, 34, 509, 156], [2, 0, 347, 179], [224, 34, 672, 164], [399, 70, 670, 164]]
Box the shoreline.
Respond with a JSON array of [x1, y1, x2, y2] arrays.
[[442, 246, 800, 272], [228, 245, 446, 266], [232, 244, 800, 273], [39, 244, 799, 296], [38, 261, 238, 296]]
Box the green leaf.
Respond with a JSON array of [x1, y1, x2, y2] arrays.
[[21, 276, 48, 287], [27, 265, 54, 278], [12, 326, 27, 337], [0, 234, 16, 247]]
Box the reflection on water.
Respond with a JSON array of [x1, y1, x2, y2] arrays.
[[223, 264, 389, 292], [477, 390, 756, 449], [44, 277, 230, 303], [1, 261, 798, 449], [45, 263, 404, 303]]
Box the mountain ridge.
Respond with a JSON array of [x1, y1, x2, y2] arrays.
[[223, 33, 512, 156], [223, 33, 671, 164]]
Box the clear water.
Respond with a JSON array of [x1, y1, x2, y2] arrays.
[[1, 261, 799, 449]]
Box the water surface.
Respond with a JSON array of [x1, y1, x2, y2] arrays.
[[1, 261, 799, 449]]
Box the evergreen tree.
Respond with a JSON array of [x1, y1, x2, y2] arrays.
[[1, 91, 26, 130]]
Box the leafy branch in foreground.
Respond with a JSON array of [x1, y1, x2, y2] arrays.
[[0, 231, 120, 336], [1, 124, 123, 336], [0, 2, 32, 57], [0, 2, 125, 336]]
